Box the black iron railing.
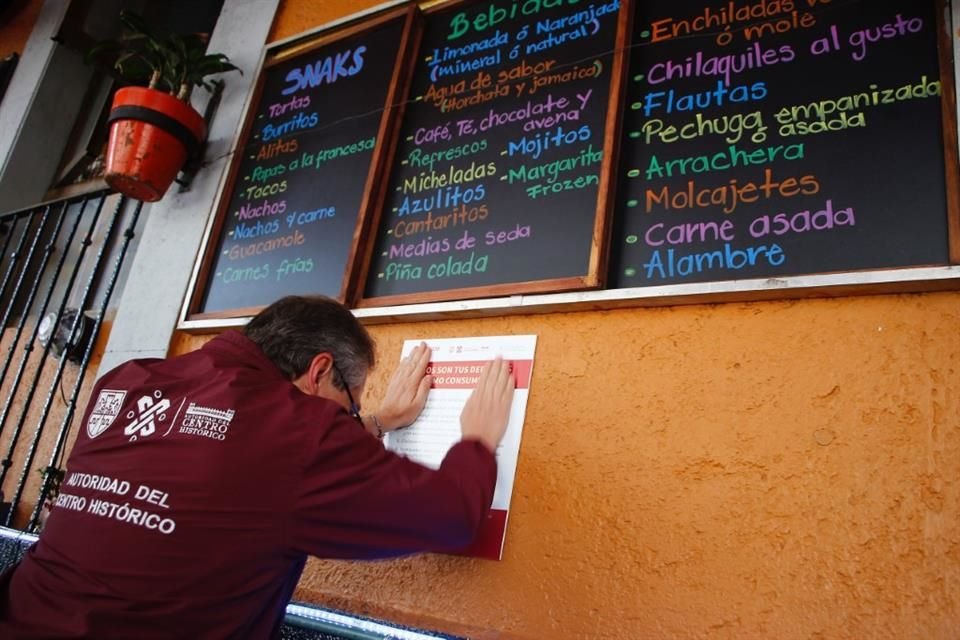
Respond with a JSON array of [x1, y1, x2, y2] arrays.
[[0, 190, 144, 531]]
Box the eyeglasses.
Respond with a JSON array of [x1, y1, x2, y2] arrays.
[[331, 361, 361, 422]]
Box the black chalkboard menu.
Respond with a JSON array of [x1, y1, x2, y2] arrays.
[[609, 0, 957, 288], [357, 0, 627, 305], [181, 0, 960, 326], [189, 8, 417, 317]]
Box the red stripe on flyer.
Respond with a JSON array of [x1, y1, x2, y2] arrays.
[[427, 360, 532, 390], [454, 508, 508, 561]]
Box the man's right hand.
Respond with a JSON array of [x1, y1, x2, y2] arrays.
[[460, 357, 515, 454]]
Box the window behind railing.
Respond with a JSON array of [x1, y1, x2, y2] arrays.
[[0, 53, 18, 107], [0, 189, 144, 532]]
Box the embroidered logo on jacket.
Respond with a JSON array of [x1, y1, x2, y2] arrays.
[[123, 390, 171, 442], [87, 389, 127, 439], [178, 403, 235, 441]]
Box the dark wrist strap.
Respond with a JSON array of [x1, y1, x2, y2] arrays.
[[370, 414, 384, 439]]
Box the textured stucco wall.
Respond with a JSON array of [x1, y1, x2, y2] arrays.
[[270, 0, 390, 39], [0, 0, 952, 635], [171, 291, 960, 639]]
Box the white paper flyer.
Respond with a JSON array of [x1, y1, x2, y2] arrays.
[[385, 335, 536, 560]]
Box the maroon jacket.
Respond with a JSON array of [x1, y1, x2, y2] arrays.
[[0, 331, 496, 638]]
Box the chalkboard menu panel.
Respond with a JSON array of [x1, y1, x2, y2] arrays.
[[192, 8, 416, 316], [609, 0, 954, 289], [359, 0, 627, 305]]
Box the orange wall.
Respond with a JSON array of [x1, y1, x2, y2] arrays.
[[174, 289, 960, 640], [0, 0, 42, 58], [177, 2, 960, 638]]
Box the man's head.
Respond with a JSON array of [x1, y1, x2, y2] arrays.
[[244, 296, 375, 414]]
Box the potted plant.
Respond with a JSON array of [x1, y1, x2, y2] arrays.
[[87, 11, 240, 201]]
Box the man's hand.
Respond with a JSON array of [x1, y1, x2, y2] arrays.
[[374, 342, 432, 430], [460, 357, 515, 454]]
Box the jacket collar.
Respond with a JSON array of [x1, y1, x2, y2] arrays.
[[202, 330, 289, 383]]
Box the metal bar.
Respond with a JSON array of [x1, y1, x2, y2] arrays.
[[0, 213, 23, 295], [283, 613, 384, 640], [28, 199, 143, 532], [0, 203, 65, 437], [0, 215, 14, 244], [0, 195, 90, 489], [283, 604, 463, 640], [6, 194, 111, 521], [0, 215, 26, 345], [0, 210, 45, 344]]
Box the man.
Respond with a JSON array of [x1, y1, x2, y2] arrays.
[[0, 296, 514, 638]]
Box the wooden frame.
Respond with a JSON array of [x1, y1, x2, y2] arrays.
[[181, 5, 420, 322], [937, 0, 960, 262], [605, 0, 960, 288], [353, 0, 630, 308], [342, 8, 426, 305]]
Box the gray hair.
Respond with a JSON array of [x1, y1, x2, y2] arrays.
[[243, 296, 375, 389]]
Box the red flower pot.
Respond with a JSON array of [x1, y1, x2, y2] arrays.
[[104, 87, 207, 202]]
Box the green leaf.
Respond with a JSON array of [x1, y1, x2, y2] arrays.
[[119, 11, 152, 38], [85, 10, 239, 98]]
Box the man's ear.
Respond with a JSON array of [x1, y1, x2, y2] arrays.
[[295, 352, 334, 394], [308, 352, 335, 388]]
